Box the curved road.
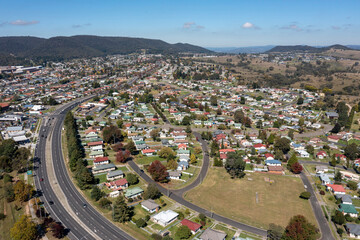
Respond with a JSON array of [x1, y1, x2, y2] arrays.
[[127, 131, 267, 237], [35, 98, 135, 240]]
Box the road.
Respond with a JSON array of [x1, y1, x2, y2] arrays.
[[300, 172, 334, 240], [34, 120, 95, 240], [35, 97, 136, 239]]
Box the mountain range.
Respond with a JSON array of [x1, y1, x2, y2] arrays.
[[208, 44, 360, 54], [0, 35, 212, 64]]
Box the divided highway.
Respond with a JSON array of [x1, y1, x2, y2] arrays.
[[34, 98, 135, 240]]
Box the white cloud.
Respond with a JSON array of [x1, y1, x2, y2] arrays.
[[72, 23, 91, 28], [10, 20, 39, 26], [280, 24, 302, 31], [182, 22, 205, 31], [183, 22, 196, 29], [242, 22, 254, 29]]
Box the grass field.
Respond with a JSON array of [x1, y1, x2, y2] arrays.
[[185, 168, 317, 229], [135, 155, 165, 165], [0, 176, 26, 240]]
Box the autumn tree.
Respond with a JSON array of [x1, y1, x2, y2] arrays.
[[148, 160, 169, 182], [291, 162, 303, 174], [283, 215, 318, 240], [190, 154, 197, 164], [102, 125, 122, 144], [49, 222, 66, 239], [13, 180, 34, 202], [158, 147, 176, 160], [116, 150, 130, 163], [10, 215, 38, 240]]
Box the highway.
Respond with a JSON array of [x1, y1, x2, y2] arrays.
[[34, 98, 135, 240]]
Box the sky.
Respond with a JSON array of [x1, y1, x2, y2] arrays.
[[0, 0, 359, 47]]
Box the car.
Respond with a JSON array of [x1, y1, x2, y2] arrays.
[[40, 178, 44, 182], [83, 203, 87, 208], [49, 201, 54, 205]]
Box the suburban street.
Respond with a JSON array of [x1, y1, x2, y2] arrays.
[[300, 172, 334, 240]]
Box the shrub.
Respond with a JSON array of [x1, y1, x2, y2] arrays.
[[300, 191, 311, 199], [145, 215, 150, 221], [0, 213, 6, 220], [136, 218, 147, 228], [337, 228, 344, 236], [319, 190, 325, 195]]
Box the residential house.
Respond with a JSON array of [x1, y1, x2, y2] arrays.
[[346, 223, 360, 239], [336, 194, 353, 205], [316, 151, 327, 159], [105, 178, 128, 190], [142, 149, 156, 156], [141, 199, 160, 213], [339, 203, 358, 218], [327, 184, 346, 195], [92, 163, 116, 174], [319, 173, 331, 185], [316, 165, 329, 174], [265, 160, 282, 166], [151, 210, 178, 227], [168, 171, 181, 180], [181, 219, 201, 234], [124, 187, 144, 199], [327, 135, 341, 143], [93, 156, 110, 166], [107, 170, 124, 181], [267, 165, 284, 175], [199, 228, 227, 240]]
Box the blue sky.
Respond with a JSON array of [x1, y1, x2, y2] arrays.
[[0, 0, 359, 47]]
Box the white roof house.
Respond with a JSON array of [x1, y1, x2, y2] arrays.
[[151, 210, 178, 227]]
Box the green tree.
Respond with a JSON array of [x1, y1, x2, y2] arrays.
[[10, 215, 37, 240], [267, 223, 284, 240], [283, 215, 318, 240], [287, 153, 298, 170], [75, 166, 95, 190], [126, 173, 139, 185], [225, 152, 246, 178], [143, 183, 162, 200], [176, 225, 192, 239], [112, 196, 132, 223], [297, 97, 304, 105], [288, 129, 294, 140], [344, 143, 359, 160], [300, 191, 311, 199], [136, 218, 147, 228], [116, 119, 123, 129], [98, 198, 112, 210], [330, 123, 341, 133], [275, 149, 284, 162], [330, 154, 337, 167], [334, 170, 342, 184], [332, 210, 345, 225], [267, 134, 276, 145], [274, 137, 291, 154], [125, 141, 137, 154], [347, 181, 358, 191], [90, 185, 104, 201], [181, 116, 191, 125], [210, 95, 218, 106]]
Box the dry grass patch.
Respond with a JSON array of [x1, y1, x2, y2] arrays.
[[185, 168, 317, 229]]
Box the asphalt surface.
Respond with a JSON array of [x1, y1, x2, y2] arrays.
[[34, 122, 95, 240], [300, 172, 334, 240], [35, 98, 135, 240]]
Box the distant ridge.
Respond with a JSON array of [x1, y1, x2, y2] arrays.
[[266, 44, 353, 53], [0, 35, 212, 64], [208, 45, 275, 54]]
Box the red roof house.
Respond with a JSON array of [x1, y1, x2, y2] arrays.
[[181, 219, 201, 234]]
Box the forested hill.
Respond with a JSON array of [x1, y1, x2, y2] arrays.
[[267, 44, 353, 53], [0, 35, 212, 64]]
